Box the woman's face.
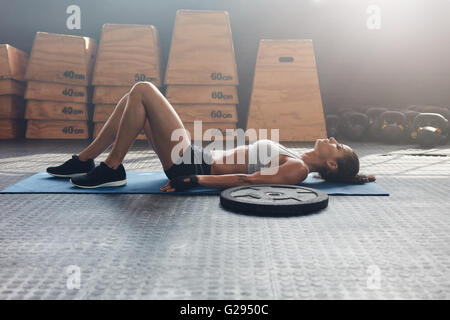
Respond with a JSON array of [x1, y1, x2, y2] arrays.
[[314, 137, 352, 161]]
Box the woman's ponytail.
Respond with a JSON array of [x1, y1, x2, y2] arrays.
[[316, 150, 376, 184], [339, 173, 376, 185]]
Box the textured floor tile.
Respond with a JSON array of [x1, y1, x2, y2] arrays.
[[0, 139, 449, 299]]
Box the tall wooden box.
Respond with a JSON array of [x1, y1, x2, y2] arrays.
[[246, 40, 327, 141], [92, 24, 163, 87], [25, 32, 97, 85], [165, 10, 238, 85]]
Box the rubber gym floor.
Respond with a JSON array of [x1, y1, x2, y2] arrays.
[[0, 139, 449, 300]]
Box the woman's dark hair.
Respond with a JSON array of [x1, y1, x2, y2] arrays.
[[316, 150, 376, 184]]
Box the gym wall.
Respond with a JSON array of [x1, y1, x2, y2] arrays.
[[1, 0, 449, 129]]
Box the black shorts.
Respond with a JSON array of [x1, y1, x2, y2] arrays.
[[163, 144, 213, 180]]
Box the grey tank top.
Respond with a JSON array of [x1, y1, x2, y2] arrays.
[[247, 139, 310, 174]]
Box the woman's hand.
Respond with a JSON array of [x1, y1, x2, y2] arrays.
[[160, 175, 199, 192], [160, 180, 175, 192]]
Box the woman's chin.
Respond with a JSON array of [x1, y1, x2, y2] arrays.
[[313, 140, 319, 150]]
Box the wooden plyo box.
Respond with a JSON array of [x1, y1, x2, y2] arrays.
[[0, 44, 28, 82], [0, 95, 25, 119], [25, 100, 89, 121], [172, 104, 238, 123], [26, 120, 90, 139], [246, 40, 327, 142], [0, 79, 26, 96], [25, 81, 91, 103], [93, 121, 147, 141], [25, 32, 97, 86], [93, 106, 238, 141], [92, 86, 130, 104], [94, 119, 236, 142], [0, 119, 25, 139], [165, 10, 238, 85], [92, 24, 163, 87], [0, 44, 28, 138], [166, 85, 238, 104]]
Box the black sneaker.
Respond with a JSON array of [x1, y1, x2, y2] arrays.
[[46, 154, 95, 178], [70, 162, 127, 188]]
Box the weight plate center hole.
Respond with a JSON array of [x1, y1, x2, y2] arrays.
[[266, 192, 283, 196]]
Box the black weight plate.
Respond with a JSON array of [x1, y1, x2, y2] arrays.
[[220, 184, 329, 217]]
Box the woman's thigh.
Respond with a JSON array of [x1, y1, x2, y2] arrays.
[[131, 82, 191, 170]]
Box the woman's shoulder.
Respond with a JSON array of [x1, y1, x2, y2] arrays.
[[277, 157, 309, 184], [280, 156, 308, 172], [284, 156, 310, 175]]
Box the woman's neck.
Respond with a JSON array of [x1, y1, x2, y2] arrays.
[[300, 150, 323, 173]]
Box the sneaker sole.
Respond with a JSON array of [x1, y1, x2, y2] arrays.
[[47, 172, 90, 178], [69, 179, 127, 189]]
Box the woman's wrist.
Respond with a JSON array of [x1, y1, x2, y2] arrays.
[[196, 175, 204, 185]]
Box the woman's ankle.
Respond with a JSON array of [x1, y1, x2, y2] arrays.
[[104, 158, 121, 170], [77, 153, 91, 162]]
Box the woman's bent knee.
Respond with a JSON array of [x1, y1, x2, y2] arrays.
[[129, 81, 158, 98]]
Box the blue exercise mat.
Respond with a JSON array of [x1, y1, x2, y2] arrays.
[[0, 171, 389, 196]]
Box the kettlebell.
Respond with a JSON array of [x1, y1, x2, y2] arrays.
[[380, 111, 407, 144], [413, 113, 449, 147], [341, 111, 369, 141], [366, 107, 389, 141]]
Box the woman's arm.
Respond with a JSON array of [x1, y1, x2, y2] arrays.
[[197, 173, 254, 189], [198, 158, 307, 189], [161, 158, 308, 192]]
